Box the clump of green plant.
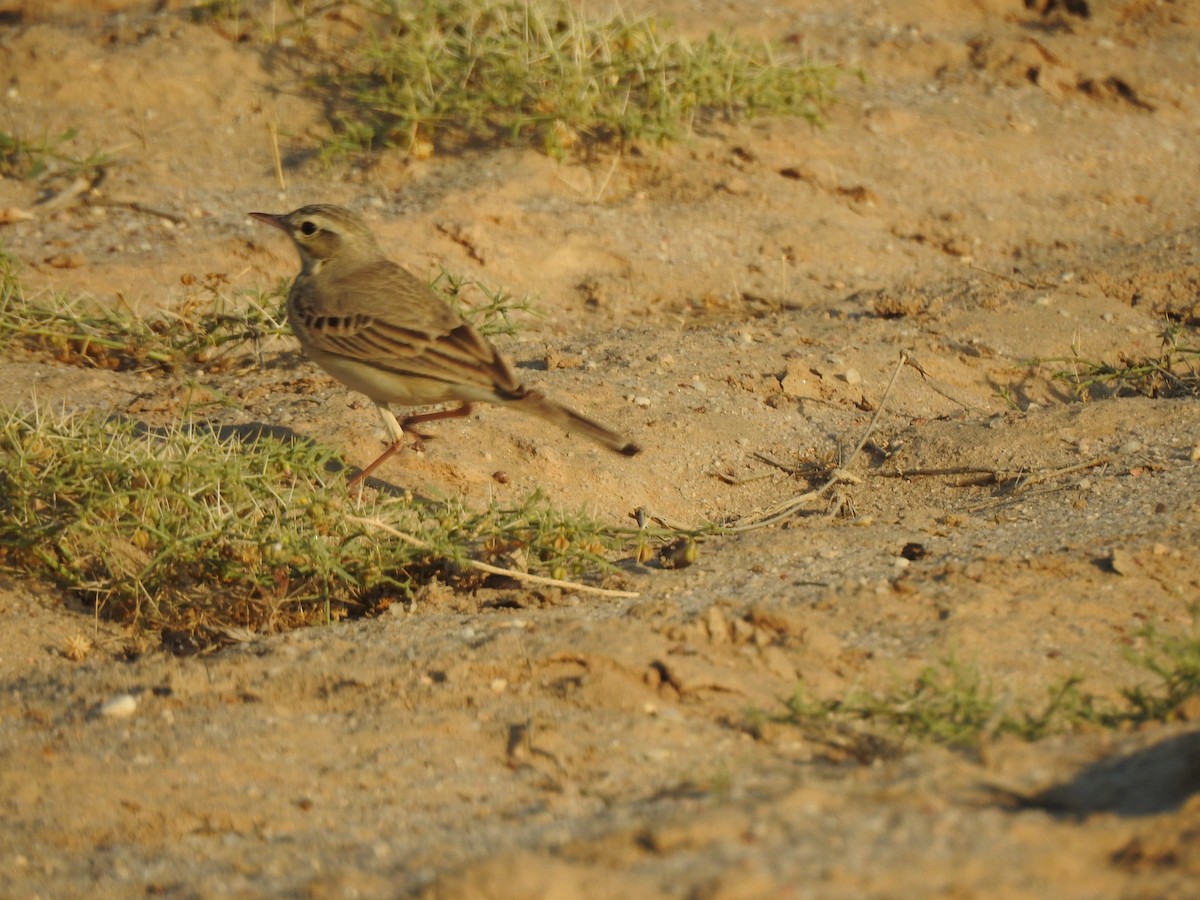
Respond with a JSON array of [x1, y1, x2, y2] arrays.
[[0, 267, 290, 373], [317, 0, 838, 159], [433, 266, 540, 338], [785, 660, 1093, 750], [188, 0, 243, 23], [1119, 623, 1200, 722], [1046, 325, 1200, 400], [777, 635, 1200, 753], [0, 127, 114, 181], [0, 404, 628, 644]]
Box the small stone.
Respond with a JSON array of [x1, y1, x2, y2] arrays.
[[545, 349, 583, 370], [704, 606, 729, 643], [1108, 548, 1136, 576], [842, 368, 862, 385], [45, 252, 86, 269], [780, 360, 820, 399], [99, 694, 138, 718]]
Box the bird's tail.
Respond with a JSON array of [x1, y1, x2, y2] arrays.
[[509, 391, 641, 456]]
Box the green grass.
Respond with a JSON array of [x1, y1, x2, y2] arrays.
[[1044, 325, 1200, 400], [0, 127, 115, 181], [433, 266, 540, 338], [784, 661, 1092, 750], [313, 0, 839, 159], [775, 635, 1200, 754], [0, 403, 630, 641], [1119, 624, 1200, 722]]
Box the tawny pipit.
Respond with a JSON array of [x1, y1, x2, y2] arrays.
[[251, 204, 640, 484]]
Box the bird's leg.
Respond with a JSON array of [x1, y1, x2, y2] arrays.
[[346, 404, 476, 486], [348, 404, 408, 487], [400, 403, 474, 434]]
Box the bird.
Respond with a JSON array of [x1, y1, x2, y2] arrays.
[[250, 204, 640, 485]]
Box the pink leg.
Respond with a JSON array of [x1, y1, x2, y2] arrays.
[[346, 403, 475, 486], [400, 403, 474, 432], [348, 440, 404, 487]]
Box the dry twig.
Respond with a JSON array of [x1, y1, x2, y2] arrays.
[[727, 350, 910, 531], [345, 515, 639, 599]]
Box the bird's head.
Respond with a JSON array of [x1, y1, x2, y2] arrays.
[[250, 204, 380, 275]]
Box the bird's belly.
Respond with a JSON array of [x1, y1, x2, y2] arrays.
[[306, 348, 484, 407]]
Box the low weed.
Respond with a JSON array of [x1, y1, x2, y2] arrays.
[[313, 0, 839, 159], [777, 635, 1200, 753], [1045, 325, 1200, 400], [0, 127, 115, 182], [0, 403, 629, 644]]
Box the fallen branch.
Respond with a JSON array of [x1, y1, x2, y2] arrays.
[[345, 514, 640, 599]]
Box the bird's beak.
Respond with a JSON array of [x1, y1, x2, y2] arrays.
[[249, 211, 288, 232]]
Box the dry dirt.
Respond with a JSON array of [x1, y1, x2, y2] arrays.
[[2, 0, 1200, 897]]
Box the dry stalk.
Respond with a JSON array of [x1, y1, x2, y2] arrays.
[[727, 350, 911, 531], [345, 515, 639, 599]]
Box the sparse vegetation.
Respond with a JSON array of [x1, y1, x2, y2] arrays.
[[1045, 325, 1200, 400], [0, 127, 114, 182], [313, 0, 838, 159], [0, 266, 290, 373], [0, 403, 631, 644], [777, 634, 1200, 753], [433, 266, 540, 338]]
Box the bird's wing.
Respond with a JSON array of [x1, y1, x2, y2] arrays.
[[289, 261, 521, 395]]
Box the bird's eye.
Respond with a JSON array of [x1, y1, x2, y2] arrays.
[[299, 221, 318, 237]]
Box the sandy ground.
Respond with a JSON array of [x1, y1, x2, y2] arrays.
[[2, 0, 1200, 896]]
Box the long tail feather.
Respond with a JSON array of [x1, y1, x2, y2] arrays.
[[509, 391, 640, 456]]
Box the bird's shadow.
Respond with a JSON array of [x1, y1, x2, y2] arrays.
[[1010, 729, 1200, 818]]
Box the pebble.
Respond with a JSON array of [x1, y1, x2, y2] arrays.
[[45, 252, 86, 269], [99, 694, 138, 718], [1108, 548, 1136, 576]]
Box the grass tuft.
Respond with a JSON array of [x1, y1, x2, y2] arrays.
[[0, 259, 291, 373], [0, 403, 631, 646], [1045, 325, 1200, 400], [778, 636, 1200, 754], [315, 0, 839, 159], [0, 127, 115, 182], [434, 265, 540, 338], [784, 660, 1091, 750]]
